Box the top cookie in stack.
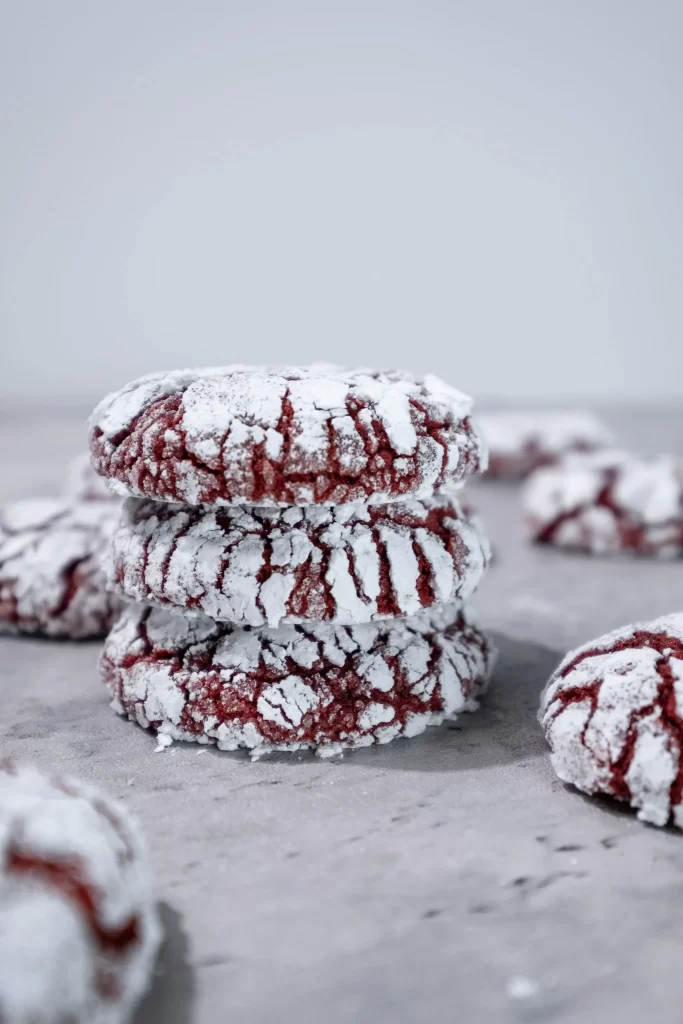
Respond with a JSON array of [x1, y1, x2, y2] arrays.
[[89, 365, 484, 506], [90, 365, 495, 758]]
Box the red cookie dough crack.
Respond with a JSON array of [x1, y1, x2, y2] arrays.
[[0, 499, 122, 638], [108, 493, 490, 627], [0, 762, 160, 1024], [524, 451, 683, 555], [101, 603, 496, 758], [540, 614, 683, 828], [89, 365, 486, 506]]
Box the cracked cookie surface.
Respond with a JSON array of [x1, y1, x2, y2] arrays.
[[108, 493, 490, 627], [101, 603, 495, 758], [0, 761, 160, 1024], [89, 365, 485, 506], [540, 614, 683, 828], [0, 499, 121, 638], [524, 451, 683, 556]]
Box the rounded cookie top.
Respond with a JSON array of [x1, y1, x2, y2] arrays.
[[0, 761, 160, 1024], [0, 498, 121, 638], [89, 365, 485, 506], [540, 614, 683, 829], [101, 602, 495, 759], [523, 450, 683, 556], [107, 492, 490, 627], [480, 410, 611, 479]]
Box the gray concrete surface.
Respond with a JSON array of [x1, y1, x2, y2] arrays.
[[2, 406, 683, 1024]]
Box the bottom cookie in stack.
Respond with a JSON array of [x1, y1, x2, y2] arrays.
[[101, 603, 496, 759]]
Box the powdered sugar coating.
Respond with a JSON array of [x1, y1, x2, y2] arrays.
[[65, 453, 119, 502], [540, 614, 683, 828], [0, 499, 122, 638], [480, 411, 611, 479], [524, 450, 683, 556], [0, 761, 160, 1023], [89, 365, 485, 506], [101, 603, 495, 758], [107, 494, 490, 627]]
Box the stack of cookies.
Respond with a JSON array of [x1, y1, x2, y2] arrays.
[[89, 366, 495, 758]]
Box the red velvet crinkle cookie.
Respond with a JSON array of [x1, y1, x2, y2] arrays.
[[107, 493, 490, 627], [480, 411, 611, 479], [89, 365, 485, 506], [64, 453, 118, 502], [101, 603, 495, 758], [540, 614, 683, 828], [0, 761, 160, 1024], [0, 499, 121, 638], [524, 451, 683, 556]]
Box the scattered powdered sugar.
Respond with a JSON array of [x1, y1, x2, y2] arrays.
[[101, 602, 496, 758], [0, 761, 160, 1024], [480, 410, 611, 479], [0, 499, 122, 638], [89, 365, 485, 506], [523, 451, 683, 556], [506, 977, 540, 1000], [64, 453, 119, 502], [540, 613, 683, 828], [107, 493, 490, 627]]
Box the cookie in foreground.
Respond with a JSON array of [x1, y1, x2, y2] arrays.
[[540, 613, 683, 827], [0, 761, 160, 1023], [101, 602, 496, 758]]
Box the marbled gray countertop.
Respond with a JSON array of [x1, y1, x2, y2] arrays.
[[2, 406, 683, 1024]]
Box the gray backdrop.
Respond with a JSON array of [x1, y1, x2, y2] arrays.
[[2, 0, 682, 402]]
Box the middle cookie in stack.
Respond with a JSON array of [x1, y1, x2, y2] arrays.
[[91, 365, 494, 757]]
